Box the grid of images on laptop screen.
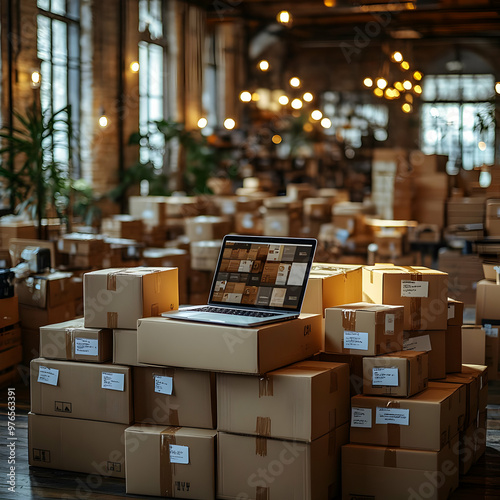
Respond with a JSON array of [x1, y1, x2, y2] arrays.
[[211, 241, 313, 310]]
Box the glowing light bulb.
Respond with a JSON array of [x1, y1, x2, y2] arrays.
[[478, 141, 487, 151], [394, 81, 404, 91], [364, 78, 373, 88], [130, 61, 140, 73], [278, 95, 289, 105], [376, 78, 388, 90], [414, 84, 422, 94], [277, 10, 292, 24], [374, 88, 384, 97], [31, 71, 41, 84], [321, 118, 332, 128], [290, 77, 301, 88], [401, 61, 410, 71], [224, 118, 236, 130], [303, 92, 313, 102], [258, 60, 270, 72], [413, 71, 423, 81], [324, 0, 336, 6], [251, 92, 260, 102], [240, 91, 252, 102], [99, 115, 108, 128], [402, 103, 412, 113], [303, 123, 313, 132], [291, 98, 303, 110], [392, 51, 403, 62], [197, 118, 208, 129], [403, 80, 412, 90], [496, 82, 500, 94], [272, 134, 282, 144], [311, 110, 323, 120]]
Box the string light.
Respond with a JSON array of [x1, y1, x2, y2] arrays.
[[400, 61, 410, 70], [272, 134, 282, 144], [258, 60, 270, 72], [277, 10, 292, 25], [291, 98, 303, 110], [251, 92, 260, 102], [197, 118, 208, 129], [311, 110, 323, 120], [413, 71, 423, 80], [478, 141, 487, 151], [374, 88, 384, 97], [414, 85, 422, 94], [403, 80, 412, 90], [224, 118, 236, 130], [98, 113, 108, 128], [240, 91, 252, 102], [320, 117, 332, 128], [495, 82, 500, 94], [363, 78, 373, 88], [278, 95, 289, 105], [289, 77, 301, 88], [376, 78, 388, 90], [130, 61, 140, 73], [31, 71, 41, 86], [394, 81, 404, 91], [303, 92, 313, 102], [391, 51, 403, 62], [402, 103, 412, 113]]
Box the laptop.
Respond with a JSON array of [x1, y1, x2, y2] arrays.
[[161, 234, 317, 327]]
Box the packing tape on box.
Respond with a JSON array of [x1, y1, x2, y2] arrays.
[[256, 437, 268, 457], [259, 376, 274, 397], [65, 328, 76, 359], [256, 486, 269, 500], [160, 426, 182, 497], [342, 309, 356, 332], [402, 266, 423, 330], [384, 448, 398, 468], [256, 416, 271, 437], [107, 312, 118, 329], [385, 400, 401, 447]]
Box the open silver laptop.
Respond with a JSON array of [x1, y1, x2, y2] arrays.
[[161, 234, 317, 327]]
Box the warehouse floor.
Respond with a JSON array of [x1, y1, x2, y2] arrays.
[[1, 381, 500, 500]]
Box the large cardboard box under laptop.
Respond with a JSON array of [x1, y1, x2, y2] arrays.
[[39, 318, 112, 363], [30, 358, 132, 424], [362, 264, 448, 330], [84, 267, 179, 329], [342, 436, 459, 500], [28, 413, 127, 477], [134, 366, 216, 429], [350, 384, 463, 451], [125, 425, 217, 499], [217, 360, 350, 442], [218, 424, 349, 500], [137, 314, 322, 374]]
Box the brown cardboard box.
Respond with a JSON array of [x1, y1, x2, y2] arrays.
[[8, 238, 57, 269], [138, 314, 322, 375], [429, 381, 467, 433], [125, 425, 217, 499], [447, 298, 464, 326], [0, 344, 22, 371], [363, 264, 448, 331], [362, 350, 429, 397], [101, 215, 143, 240], [404, 330, 446, 380], [19, 302, 76, 331], [234, 211, 263, 235], [325, 303, 404, 356], [374, 231, 405, 258], [28, 413, 127, 477], [440, 372, 479, 429], [302, 264, 362, 318], [0, 221, 37, 248], [485, 326, 499, 380], [30, 358, 133, 424], [190, 241, 221, 271], [16, 272, 74, 309], [57, 233, 107, 255], [39, 318, 112, 363], [84, 267, 179, 330], [461, 326, 486, 365], [486, 199, 500, 236], [350, 384, 462, 451], [0, 296, 19, 329], [184, 216, 231, 242], [133, 366, 216, 429], [476, 279, 500, 324], [129, 196, 169, 227], [218, 424, 349, 500], [217, 360, 350, 442], [0, 323, 21, 351], [21, 327, 40, 365], [462, 364, 488, 414], [113, 329, 150, 366], [446, 325, 462, 374], [342, 436, 459, 500]]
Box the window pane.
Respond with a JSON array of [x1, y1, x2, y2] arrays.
[[53, 64, 68, 110], [37, 0, 50, 11], [51, 0, 66, 15], [37, 15, 51, 60], [53, 20, 68, 65]]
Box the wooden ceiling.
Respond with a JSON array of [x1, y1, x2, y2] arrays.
[[206, 0, 500, 43]]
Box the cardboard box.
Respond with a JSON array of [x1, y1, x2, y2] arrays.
[[476, 279, 500, 324], [404, 330, 446, 380], [447, 298, 464, 326], [350, 384, 463, 451], [218, 424, 349, 500], [440, 373, 479, 429], [217, 360, 350, 442], [112, 328, 148, 366], [190, 241, 221, 271], [125, 425, 217, 499], [428, 380, 467, 429], [8, 237, 57, 269], [133, 366, 216, 429], [84, 267, 179, 330], [463, 364, 489, 413], [19, 302, 76, 331], [0, 344, 22, 371], [16, 272, 74, 309], [0, 221, 37, 248], [302, 264, 362, 318], [486, 199, 500, 236], [484, 325, 500, 379], [362, 350, 429, 397], [342, 436, 459, 500], [0, 323, 21, 351], [137, 314, 322, 375], [30, 358, 133, 424], [28, 413, 127, 477], [362, 265, 448, 331], [0, 296, 19, 329], [39, 318, 112, 363], [57, 233, 107, 255], [461, 326, 486, 365], [446, 325, 462, 374], [325, 302, 404, 356], [184, 216, 231, 242], [101, 215, 143, 240]]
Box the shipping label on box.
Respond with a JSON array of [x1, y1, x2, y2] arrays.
[[125, 425, 217, 499], [217, 360, 350, 442], [30, 358, 133, 424], [363, 350, 429, 397], [325, 302, 404, 356], [40, 317, 112, 363], [362, 265, 448, 330], [133, 366, 216, 429], [350, 384, 462, 451], [404, 330, 446, 380], [137, 314, 322, 375], [447, 297, 464, 326], [28, 413, 127, 477], [84, 267, 179, 330]]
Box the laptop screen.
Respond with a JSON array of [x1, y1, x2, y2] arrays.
[[208, 235, 317, 313]]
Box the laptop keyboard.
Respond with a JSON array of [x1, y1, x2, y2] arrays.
[[196, 306, 276, 318]]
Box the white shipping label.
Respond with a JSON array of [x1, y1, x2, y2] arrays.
[[37, 366, 59, 386], [351, 407, 372, 428], [169, 444, 189, 464], [376, 407, 410, 426], [403, 334, 432, 352], [101, 372, 125, 392], [401, 280, 429, 298], [385, 314, 395, 334], [344, 330, 369, 351], [74, 337, 99, 356], [372, 367, 399, 387], [486, 327, 499, 338], [154, 375, 173, 395], [448, 305, 455, 320]]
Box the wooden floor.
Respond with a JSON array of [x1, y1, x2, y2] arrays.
[[1, 381, 500, 500]]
